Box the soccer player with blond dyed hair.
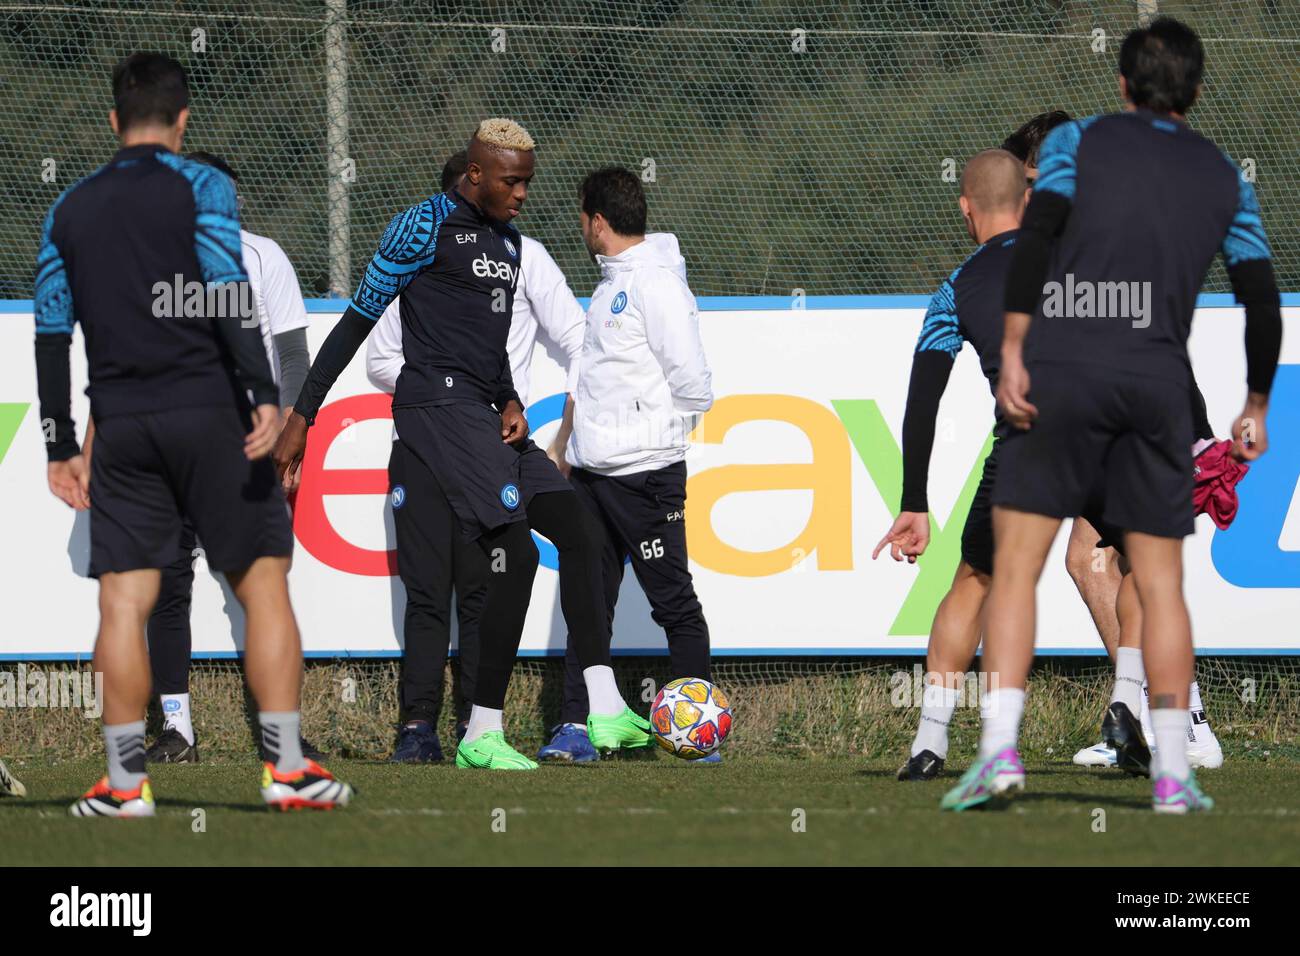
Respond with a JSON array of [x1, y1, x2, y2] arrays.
[[276, 119, 651, 769]]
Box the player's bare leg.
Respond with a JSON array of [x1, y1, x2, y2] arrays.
[[95, 570, 160, 725], [1124, 531, 1213, 812], [942, 507, 1059, 810], [899, 561, 988, 780], [228, 556, 353, 810], [229, 556, 301, 712], [1064, 518, 1121, 658], [71, 570, 160, 817]]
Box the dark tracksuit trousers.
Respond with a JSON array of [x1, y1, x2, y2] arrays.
[[389, 438, 486, 726], [147, 522, 198, 696], [560, 460, 711, 724]]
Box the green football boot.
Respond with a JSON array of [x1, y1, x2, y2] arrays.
[[455, 731, 538, 770], [587, 707, 653, 754], [939, 746, 1026, 812]]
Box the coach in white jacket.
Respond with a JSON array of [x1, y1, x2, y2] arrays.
[[552, 166, 715, 752]]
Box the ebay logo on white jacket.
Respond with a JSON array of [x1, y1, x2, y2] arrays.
[[567, 233, 714, 476]]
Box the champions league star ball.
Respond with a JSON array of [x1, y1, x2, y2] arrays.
[[650, 678, 732, 759]]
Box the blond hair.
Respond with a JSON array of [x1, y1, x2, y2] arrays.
[[474, 118, 535, 152]]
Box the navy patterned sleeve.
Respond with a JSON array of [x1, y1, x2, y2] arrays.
[[915, 271, 965, 358], [1219, 159, 1282, 395], [34, 194, 74, 335], [350, 194, 451, 321], [1220, 166, 1272, 267], [157, 153, 248, 285], [900, 276, 962, 512]]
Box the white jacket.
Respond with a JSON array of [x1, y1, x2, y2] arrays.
[[567, 233, 713, 476], [240, 229, 309, 386]]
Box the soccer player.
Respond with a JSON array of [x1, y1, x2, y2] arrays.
[[88, 151, 321, 765], [0, 757, 25, 798], [943, 18, 1281, 814], [366, 151, 586, 762], [1007, 114, 1226, 772], [36, 53, 352, 815], [874, 148, 1029, 780], [275, 119, 649, 770], [538, 167, 714, 763]]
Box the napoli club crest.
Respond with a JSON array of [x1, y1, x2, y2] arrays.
[[391, 485, 406, 509], [500, 483, 520, 511]]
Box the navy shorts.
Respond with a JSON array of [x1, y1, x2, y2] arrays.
[[993, 361, 1194, 539], [960, 435, 1000, 576], [89, 405, 293, 576], [392, 402, 571, 539]]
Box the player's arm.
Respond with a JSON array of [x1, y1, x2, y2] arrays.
[[495, 351, 527, 445], [259, 238, 312, 413], [1000, 121, 1078, 428], [641, 274, 713, 417], [33, 199, 89, 509], [1220, 171, 1282, 461], [873, 281, 960, 563], [526, 242, 586, 470], [276, 201, 440, 485], [364, 298, 405, 395], [1190, 377, 1214, 446]]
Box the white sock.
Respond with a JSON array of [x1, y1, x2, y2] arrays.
[[977, 688, 1026, 760], [1152, 708, 1191, 779], [464, 705, 503, 744], [1139, 683, 1155, 748], [583, 665, 627, 716], [1110, 647, 1145, 714], [912, 685, 959, 758], [1187, 680, 1218, 745], [160, 693, 194, 745], [104, 720, 147, 791]]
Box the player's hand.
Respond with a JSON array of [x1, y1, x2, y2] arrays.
[[245, 404, 282, 461], [272, 410, 309, 489], [501, 400, 529, 445], [997, 351, 1037, 429], [872, 511, 930, 563], [48, 456, 90, 511], [546, 439, 571, 479], [1231, 396, 1269, 461]]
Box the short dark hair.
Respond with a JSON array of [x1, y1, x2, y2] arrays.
[[111, 52, 189, 131], [1119, 17, 1204, 115], [441, 150, 468, 193], [187, 151, 238, 181], [577, 167, 646, 236], [1001, 110, 1072, 167]]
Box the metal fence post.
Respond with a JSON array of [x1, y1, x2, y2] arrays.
[[325, 0, 350, 297]]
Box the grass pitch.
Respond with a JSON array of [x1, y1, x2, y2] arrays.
[[2, 754, 1298, 866]]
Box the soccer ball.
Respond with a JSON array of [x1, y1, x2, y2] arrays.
[[650, 678, 732, 759]]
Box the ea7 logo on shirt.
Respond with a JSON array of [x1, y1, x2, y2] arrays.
[[50, 886, 151, 936], [455, 232, 478, 244], [500, 483, 521, 511], [472, 254, 518, 285]]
